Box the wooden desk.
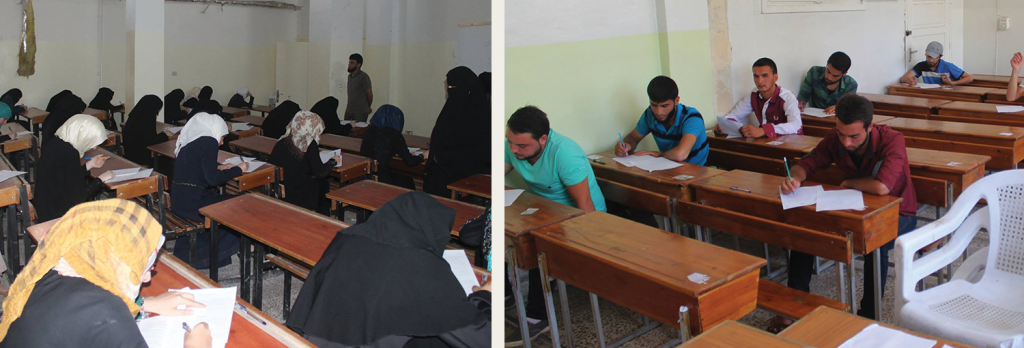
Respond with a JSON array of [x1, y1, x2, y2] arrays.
[[82, 147, 167, 231], [147, 139, 277, 194], [887, 84, 997, 103], [779, 306, 970, 348], [861, 93, 952, 119], [17, 107, 48, 135], [934, 100, 1024, 129], [326, 181, 483, 237], [0, 123, 38, 175], [319, 134, 425, 180], [83, 107, 107, 120], [350, 125, 368, 137], [707, 133, 819, 165], [200, 193, 348, 308], [248, 104, 274, 117], [801, 114, 894, 137], [229, 135, 372, 184], [504, 187, 586, 271], [231, 115, 265, 127], [876, 117, 1023, 170], [532, 212, 766, 337], [221, 106, 248, 118], [0, 153, 30, 276], [404, 134, 430, 149], [143, 251, 314, 347], [983, 89, 1024, 106], [680, 321, 805, 348], [447, 174, 490, 200], [968, 74, 1017, 88]]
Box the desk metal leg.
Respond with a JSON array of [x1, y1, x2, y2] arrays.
[[283, 274, 291, 318], [210, 221, 220, 282], [873, 250, 883, 321], [837, 261, 848, 307], [253, 244, 265, 310], [6, 205, 18, 276], [590, 293, 607, 348], [507, 245, 532, 348], [557, 280, 574, 348], [537, 252, 561, 348], [848, 256, 857, 314], [240, 236, 251, 302], [678, 306, 691, 343]]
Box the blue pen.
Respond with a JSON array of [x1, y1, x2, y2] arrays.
[[182, 322, 192, 332], [618, 133, 628, 154], [235, 302, 268, 326], [83, 157, 91, 161]]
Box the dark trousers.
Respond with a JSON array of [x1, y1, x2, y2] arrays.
[[788, 215, 917, 318], [506, 266, 546, 320]]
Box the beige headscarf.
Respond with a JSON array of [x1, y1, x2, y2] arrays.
[[54, 114, 106, 158], [282, 110, 325, 154], [175, 112, 229, 156], [0, 199, 164, 340], [184, 86, 201, 104]]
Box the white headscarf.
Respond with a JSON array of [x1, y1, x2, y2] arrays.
[[236, 88, 249, 98], [174, 112, 228, 156], [54, 114, 106, 158], [183, 86, 201, 104]]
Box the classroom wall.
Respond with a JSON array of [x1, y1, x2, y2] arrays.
[[724, 0, 963, 106], [964, 0, 1024, 75], [505, 0, 716, 155]]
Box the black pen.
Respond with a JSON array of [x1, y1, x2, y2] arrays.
[[730, 186, 752, 193]]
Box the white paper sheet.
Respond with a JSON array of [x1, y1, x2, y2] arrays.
[[0, 170, 26, 183], [766, 141, 785, 146], [803, 107, 831, 118], [104, 168, 153, 183], [137, 287, 236, 348], [111, 168, 140, 176], [442, 250, 480, 296], [521, 208, 538, 215], [633, 157, 683, 172], [230, 123, 253, 132], [716, 115, 744, 139], [505, 189, 524, 207], [14, 131, 30, 137], [780, 185, 824, 210], [319, 149, 343, 167], [916, 83, 941, 89], [221, 156, 255, 166], [354, 122, 369, 128], [613, 156, 638, 167], [340, 120, 352, 125], [996, 105, 1024, 113], [837, 324, 937, 348], [167, 126, 184, 134], [586, 154, 602, 160], [407, 147, 425, 156], [816, 189, 866, 212]]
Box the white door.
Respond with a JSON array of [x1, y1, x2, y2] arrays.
[[905, 0, 950, 70]]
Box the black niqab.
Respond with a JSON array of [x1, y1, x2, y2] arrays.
[[40, 94, 86, 145], [122, 95, 166, 166], [310, 97, 348, 136], [45, 90, 72, 112], [164, 89, 187, 125], [261, 100, 301, 139], [88, 87, 117, 111]]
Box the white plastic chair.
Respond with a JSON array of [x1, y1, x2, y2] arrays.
[[896, 170, 1024, 347]]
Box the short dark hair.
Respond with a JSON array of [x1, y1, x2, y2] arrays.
[[753, 57, 777, 74], [835, 94, 873, 129], [349, 53, 363, 65], [828, 51, 852, 73], [508, 106, 550, 140], [647, 76, 679, 103]]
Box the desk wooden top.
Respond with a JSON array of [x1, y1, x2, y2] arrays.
[[888, 84, 997, 102], [801, 113, 894, 128], [971, 74, 1015, 85], [690, 170, 901, 253], [249, 105, 274, 113], [231, 115, 265, 127], [879, 117, 1024, 140], [590, 150, 727, 201], [0, 150, 29, 205], [148, 139, 276, 181], [404, 134, 430, 150], [148, 138, 177, 159], [708, 133, 820, 157], [505, 187, 585, 237], [84, 147, 162, 190], [779, 307, 970, 348], [143, 251, 314, 347], [200, 193, 347, 267], [83, 107, 107, 120], [18, 107, 47, 124], [861, 92, 955, 110], [447, 174, 491, 199], [0, 123, 35, 153], [319, 134, 361, 153], [230, 135, 277, 155], [222, 106, 248, 117], [326, 181, 483, 237], [681, 321, 805, 348], [983, 88, 1024, 104], [937, 100, 1024, 115], [903, 147, 991, 175]]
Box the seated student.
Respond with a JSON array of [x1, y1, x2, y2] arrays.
[[40, 93, 87, 145], [0, 200, 212, 348], [45, 89, 72, 112], [1, 88, 26, 116], [310, 96, 351, 136], [504, 105, 606, 345], [227, 87, 254, 109], [268, 111, 339, 215], [359, 105, 424, 190], [720, 58, 803, 138], [798, 51, 858, 114], [424, 66, 491, 197], [780, 94, 917, 322], [261, 100, 301, 139], [286, 191, 491, 348], [479, 71, 491, 102], [183, 86, 213, 109], [34, 115, 115, 222], [616, 75, 709, 165], [170, 113, 246, 269], [88, 87, 124, 130], [164, 89, 189, 125], [900, 41, 974, 86], [1006, 52, 1024, 101], [122, 95, 174, 167]]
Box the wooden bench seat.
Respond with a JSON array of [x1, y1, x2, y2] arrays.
[[757, 279, 849, 320]]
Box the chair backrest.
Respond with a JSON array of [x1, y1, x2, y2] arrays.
[[958, 170, 1024, 279]]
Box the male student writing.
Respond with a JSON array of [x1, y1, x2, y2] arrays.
[[719, 58, 803, 138], [899, 41, 974, 86], [615, 76, 709, 165], [781, 94, 917, 320], [798, 51, 858, 114], [503, 105, 606, 345]]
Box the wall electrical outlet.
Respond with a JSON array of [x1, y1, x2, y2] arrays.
[[171, 71, 177, 76], [999, 16, 1010, 31]]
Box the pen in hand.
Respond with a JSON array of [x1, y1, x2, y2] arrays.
[[182, 322, 191, 332]]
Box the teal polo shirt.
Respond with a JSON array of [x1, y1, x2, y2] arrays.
[[505, 129, 606, 212], [634, 103, 709, 166]]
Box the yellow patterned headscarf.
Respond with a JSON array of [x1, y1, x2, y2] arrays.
[[0, 199, 163, 340]]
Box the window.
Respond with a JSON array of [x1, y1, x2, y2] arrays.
[[761, 0, 866, 14]]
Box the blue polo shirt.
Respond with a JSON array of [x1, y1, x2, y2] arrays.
[[505, 129, 606, 212], [912, 60, 965, 85], [634, 103, 709, 166]]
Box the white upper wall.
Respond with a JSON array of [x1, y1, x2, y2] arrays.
[[165, 2, 299, 47], [964, 0, 1024, 75], [506, 1, 659, 47]]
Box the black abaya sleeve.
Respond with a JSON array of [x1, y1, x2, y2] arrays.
[[438, 291, 492, 348], [391, 132, 425, 167], [82, 165, 105, 198], [303, 142, 335, 179]]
